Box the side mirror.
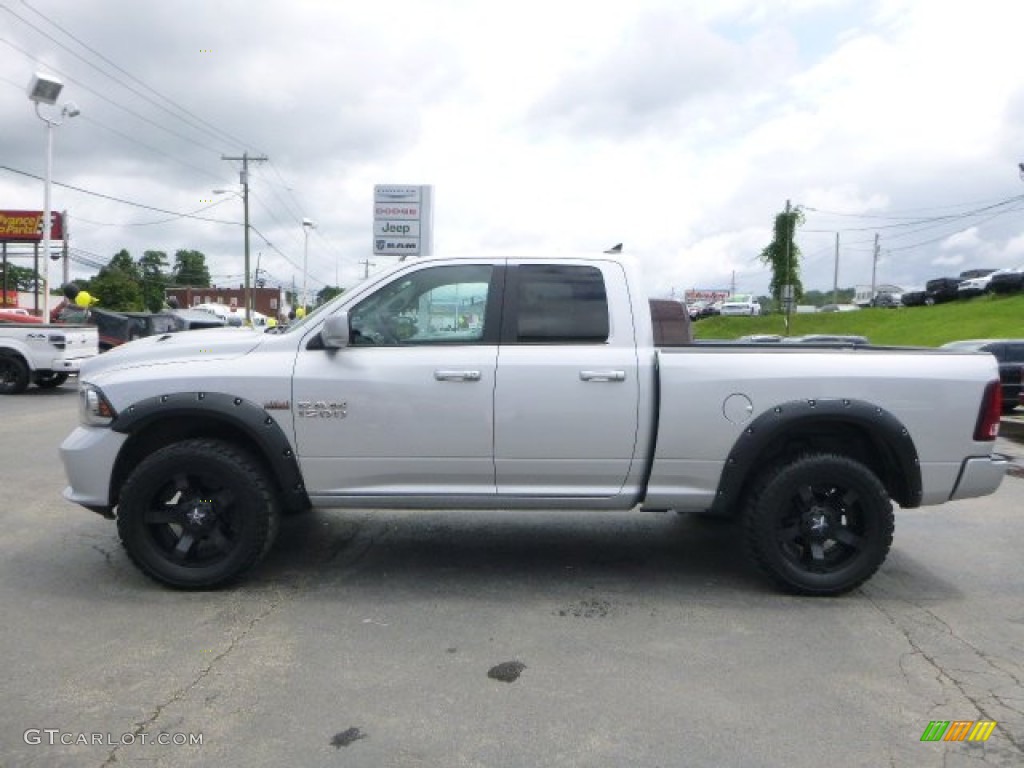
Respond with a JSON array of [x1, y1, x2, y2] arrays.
[[321, 311, 351, 348]]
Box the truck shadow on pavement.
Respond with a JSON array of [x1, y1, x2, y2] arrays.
[[256, 509, 787, 597], [250, 508, 964, 602]]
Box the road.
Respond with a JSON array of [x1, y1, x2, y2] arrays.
[[1, 385, 1022, 767]]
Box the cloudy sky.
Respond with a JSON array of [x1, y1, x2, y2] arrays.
[[2, 0, 1024, 302]]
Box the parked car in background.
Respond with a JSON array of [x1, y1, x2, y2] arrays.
[[940, 339, 1024, 413], [786, 334, 870, 345], [56, 306, 229, 351], [987, 267, 1024, 295], [719, 294, 761, 316], [958, 274, 995, 298], [168, 308, 227, 330], [698, 301, 722, 319], [925, 277, 962, 304], [0, 308, 43, 324], [870, 292, 901, 308], [959, 268, 997, 280], [686, 300, 708, 321], [900, 288, 930, 307]]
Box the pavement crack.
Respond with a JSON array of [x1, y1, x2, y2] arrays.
[[90, 544, 114, 568], [862, 590, 1024, 756], [100, 589, 288, 767]]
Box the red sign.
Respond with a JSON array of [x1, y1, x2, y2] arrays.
[[0, 210, 64, 242], [684, 289, 731, 303]]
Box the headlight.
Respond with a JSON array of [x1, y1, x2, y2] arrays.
[[79, 383, 117, 426]]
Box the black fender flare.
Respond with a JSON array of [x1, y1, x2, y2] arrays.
[[111, 391, 307, 512], [710, 398, 922, 514]]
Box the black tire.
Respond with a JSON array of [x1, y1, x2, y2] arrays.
[[742, 453, 894, 596], [116, 439, 280, 589], [0, 354, 30, 395], [34, 372, 70, 389]]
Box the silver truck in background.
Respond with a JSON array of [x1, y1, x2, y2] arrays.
[[59, 255, 1008, 594], [0, 321, 98, 394]]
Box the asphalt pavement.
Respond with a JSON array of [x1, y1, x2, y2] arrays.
[[1, 386, 1022, 768]]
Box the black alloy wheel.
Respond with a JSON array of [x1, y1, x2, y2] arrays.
[[34, 372, 69, 389], [0, 355, 30, 395], [743, 453, 894, 596], [116, 439, 279, 589]]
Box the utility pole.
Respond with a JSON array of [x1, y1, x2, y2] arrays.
[[871, 233, 880, 303], [783, 199, 792, 335], [359, 259, 376, 279], [832, 232, 840, 305], [222, 152, 268, 325]]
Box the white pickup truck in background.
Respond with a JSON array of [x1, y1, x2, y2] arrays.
[[0, 321, 99, 394], [59, 254, 1009, 595]]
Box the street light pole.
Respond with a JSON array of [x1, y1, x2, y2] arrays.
[[27, 73, 78, 320], [302, 218, 316, 312]]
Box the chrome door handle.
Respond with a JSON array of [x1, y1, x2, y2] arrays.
[[579, 370, 626, 382], [434, 370, 482, 382]]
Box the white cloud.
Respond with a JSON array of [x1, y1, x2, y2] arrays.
[[2, 0, 1023, 299]]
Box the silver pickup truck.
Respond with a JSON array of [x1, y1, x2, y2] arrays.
[[59, 255, 1009, 594]]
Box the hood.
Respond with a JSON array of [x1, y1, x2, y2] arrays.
[[80, 327, 266, 379]]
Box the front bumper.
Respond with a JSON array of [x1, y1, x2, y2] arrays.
[[950, 453, 1011, 501], [60, 425, 128, 512], [50, 356, 89, 373]]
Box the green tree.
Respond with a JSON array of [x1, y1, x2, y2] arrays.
[[758, 205, 805, 310], [0, 264, 39, 293], [172, 249, 211, 287], [317, 285, 345, 304], [139, 250, 171, 312], [88, 249, 144, 310]]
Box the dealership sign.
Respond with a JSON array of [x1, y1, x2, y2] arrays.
[[0, 210, 64, 242], [372, 185, 433, 257], [684, 288, 731, 303]]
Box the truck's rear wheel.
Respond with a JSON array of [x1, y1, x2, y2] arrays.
[[116, 439, 280, 589], [742, 454, 894, 596], [0, 355, 30, 395]]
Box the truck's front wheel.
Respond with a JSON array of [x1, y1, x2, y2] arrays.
[[34, 372, 69, 388], [116, 439, 280, 589], [742, 454, 894, 596]]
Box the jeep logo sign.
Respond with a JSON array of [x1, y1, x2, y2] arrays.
[[372, 185, 433, 258]]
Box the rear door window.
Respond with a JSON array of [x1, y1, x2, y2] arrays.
[[506, 265, 609, 343]]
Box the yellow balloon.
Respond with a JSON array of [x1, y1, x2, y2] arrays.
[[74, 290, 93, 307]]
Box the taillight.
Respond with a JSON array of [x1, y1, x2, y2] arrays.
[[973, 379, 1001, 441]]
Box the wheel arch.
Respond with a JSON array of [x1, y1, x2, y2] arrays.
[[710, 398, 922, 516], [109, 392, 309, 514]]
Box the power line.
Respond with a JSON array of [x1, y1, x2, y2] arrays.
[[5, 1, 255, 152], [0, 164, 240, 224]]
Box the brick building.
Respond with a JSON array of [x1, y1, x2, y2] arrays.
[[164, 285, 285, 321]]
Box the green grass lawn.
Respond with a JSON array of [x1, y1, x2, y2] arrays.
[[694, 293, 1024, 346]]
